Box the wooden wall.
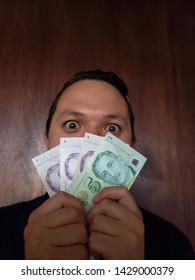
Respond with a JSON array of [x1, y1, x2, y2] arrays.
[[0, 0, 194, 249]]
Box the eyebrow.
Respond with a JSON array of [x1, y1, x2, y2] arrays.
[[57, 110, 128, 123], [102, 113, 128, 124], [57, 110, 85, 120]]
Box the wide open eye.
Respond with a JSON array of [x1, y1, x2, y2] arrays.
[[105, 124, 120, 133], [64, 121, 80, 130]]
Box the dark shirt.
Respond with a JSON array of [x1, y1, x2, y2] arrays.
[[0, 193, 194, 260]]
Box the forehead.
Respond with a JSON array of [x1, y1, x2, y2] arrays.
[[57, 80, 128, 108], [101, 152, 115, 159], [97, 153, 115, 165]]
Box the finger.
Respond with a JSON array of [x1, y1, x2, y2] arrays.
[[88, 198, 142, 227], [27, 244, 89, 260], [89, 230, 144, 260], [29, 192, 85, 222], [88, 232, 116, 260], [88, 213, 122, 236], [39, 207, 87, 228], [49, 223, 88, 246], [88, 198, 129, 223], [93, 186, 142, 219], [48, 245, 89, 260]]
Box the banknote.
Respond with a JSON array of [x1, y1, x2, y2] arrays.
[[71, 133, 103, 184], [32, 145, 60, 197], [70, 132, 147, 211], [60, 137, 83, 193]]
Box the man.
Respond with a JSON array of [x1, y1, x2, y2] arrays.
[[0, 70, 194, 259]]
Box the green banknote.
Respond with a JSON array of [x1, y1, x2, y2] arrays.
[[70, 132, 147, 211]]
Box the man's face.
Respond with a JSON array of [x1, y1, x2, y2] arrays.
[[45, 80, 133, 149], [94, 152, 132, 186]]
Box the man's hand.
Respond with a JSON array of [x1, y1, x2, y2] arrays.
[[24, 192, 89, 259], [87, 186, 144, 259]]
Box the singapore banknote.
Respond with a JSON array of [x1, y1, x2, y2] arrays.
[[60, 137, 83, 193], [70, 132, 147, 211], [32, 145, 60, 197], [71, 133, 103, 184]]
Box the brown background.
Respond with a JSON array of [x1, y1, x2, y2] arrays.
[[0, 0, 194, 250]]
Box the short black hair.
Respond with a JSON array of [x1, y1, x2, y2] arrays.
[[45, 69, 136, 143]]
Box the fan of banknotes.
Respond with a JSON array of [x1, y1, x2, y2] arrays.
[[32, 132, 147, 212]]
